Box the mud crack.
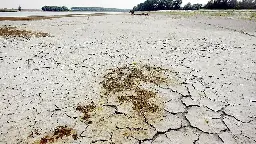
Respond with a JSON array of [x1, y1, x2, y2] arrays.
[[28, 63, 241, 143], [74, 64, 181, 143]]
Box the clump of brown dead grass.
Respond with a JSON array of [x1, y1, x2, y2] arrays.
[[101, 64, 169, 94], [101, 64, 171, 116], [76, 102, 96, 122], [33, 126, 77, 144], [118, 88, 159, 115], [0, 26, 49, 38]]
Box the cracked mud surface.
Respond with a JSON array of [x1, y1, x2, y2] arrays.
[[0, 14, 256, 144]]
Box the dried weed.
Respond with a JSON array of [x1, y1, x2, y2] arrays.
[[0, 26, 49, 38], [76, 102, 96, 122], [33, 126, 77, 144]]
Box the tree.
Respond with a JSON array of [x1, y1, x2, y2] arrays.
[[42, 6, 70, 11], [133, 0, 183, 11], [204, 0, 256, 9], [173, 0, 182, 9], [192, 3, 203, 10], [183, 2, 192, 10], [62, 6, 69, 11], [228, 0, 238, 9], [183, 3, 202, 10]]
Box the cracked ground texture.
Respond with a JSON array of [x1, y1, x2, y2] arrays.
[[0, 13, 256, 144]]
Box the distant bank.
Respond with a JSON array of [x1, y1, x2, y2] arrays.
[[0, 6, 129, 13], [71, 7, 130, 12], [41, 6, 129, 12], [0, 11, 123, 18], [0, 9, 17, 12], [0, 9, 43, 12]]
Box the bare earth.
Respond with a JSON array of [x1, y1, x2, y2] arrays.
[[0, 13, 256, 144]]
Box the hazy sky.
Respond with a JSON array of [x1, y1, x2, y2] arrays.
[[0, 0, 208, 9]]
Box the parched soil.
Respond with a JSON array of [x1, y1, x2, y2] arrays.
[[0, 13, 255, 144]]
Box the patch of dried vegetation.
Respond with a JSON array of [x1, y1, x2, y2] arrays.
[[0, 26, 49, 38], [76, 102, 96, 122], [33, 126, 77, 144], [101, 64, 170, 94], [101, 64, 172, 116]]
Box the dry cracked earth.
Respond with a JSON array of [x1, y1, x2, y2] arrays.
[[0, 14, 256, 144]]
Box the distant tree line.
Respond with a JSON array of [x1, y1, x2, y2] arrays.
[[204, 0, 256, 9], [133, 0, 183, 11], [42, 6, 69, 11], [0, 9, 17, 12], [71, 7, 129, 12], [133, 0, 256, 11], [183, 3, 202, 10]]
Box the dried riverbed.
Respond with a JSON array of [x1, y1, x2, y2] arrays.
[[0, 13, 256, 144]]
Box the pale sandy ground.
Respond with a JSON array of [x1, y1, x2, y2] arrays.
[[0, 13, 256, 144]]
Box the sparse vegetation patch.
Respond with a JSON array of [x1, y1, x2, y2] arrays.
[[33, 126, 77, 144], [0, 26, 49, 38], [76, 102, 96, 122], [101, 64, 172, 116]]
